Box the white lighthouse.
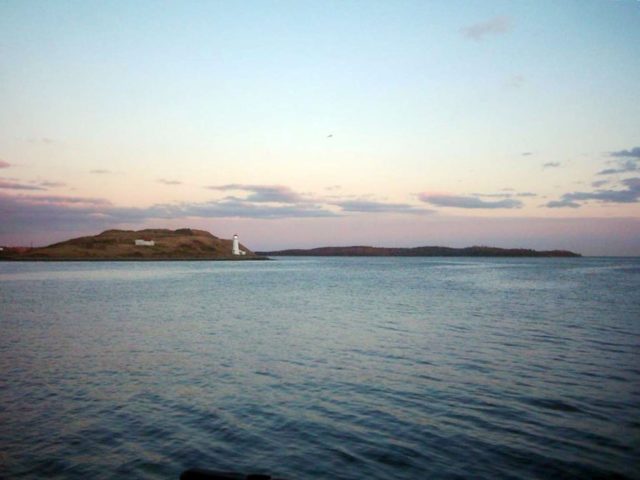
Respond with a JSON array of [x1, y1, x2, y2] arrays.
[[232, 234, 246, 255]]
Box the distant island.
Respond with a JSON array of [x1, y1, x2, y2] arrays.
[[256, 246, 581, 257], [0, 230, 581, 260], [0, 229, 267, 261]]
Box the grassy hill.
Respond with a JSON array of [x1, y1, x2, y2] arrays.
[[0, 229, 266, 261]]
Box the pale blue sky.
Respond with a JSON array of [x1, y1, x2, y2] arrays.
[[1, 1, 639, 254]]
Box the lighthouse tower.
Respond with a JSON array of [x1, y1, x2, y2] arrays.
[[232, 234, 240, 255]]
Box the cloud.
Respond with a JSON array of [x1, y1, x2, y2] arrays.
[[0, 160, 10, 169], [172, 198, 336, 219], [158, 178, 182, 185], [624, 177, 640, 188], [545, 199, 581, 209], [330, 199, 433, 215], [543, 162, 561, 168], [461, 16, 512, 41], [610, 147, 640, 158], [545, 177, 640, 208], [89, 169, 112, 174], [506, 74, 525, 89], [205, 184, 304, 203], [597, 159, 637, 175], [27, 195, 111, 206], [473, 192, 537, 199], [0, 191, 338, 234], [419, 193, 523, 209], [0, 179, 46, 191], [208, 185, 434, 214], [39, 181, 66, 187], [471, 193, 511, 199], [4, 181, 448, 235], [0, 193, 117, 233], [591, 180, 608, 188], [521, 152, 532, 157], [597, 147, 640, 175], [27, 137, 55, 145]]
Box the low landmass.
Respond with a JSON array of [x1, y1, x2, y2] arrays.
[[256, 245, 581, 257], [0, 229, 267, 261], [0, 231, 581, 261]]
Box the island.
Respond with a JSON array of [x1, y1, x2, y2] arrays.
[[256, 245, 581, 257], [0, 229, 267, 261]]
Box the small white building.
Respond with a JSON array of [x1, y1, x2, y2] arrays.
[[135, 239, 155, 246], [232, 234, 246, 255]]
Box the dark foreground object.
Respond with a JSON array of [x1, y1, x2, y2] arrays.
[[180, 469, 285, 480]]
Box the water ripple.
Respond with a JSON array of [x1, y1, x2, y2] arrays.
[[1, 258, 639, 479]]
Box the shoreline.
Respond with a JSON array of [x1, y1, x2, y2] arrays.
[[0, 256, 271, 262]]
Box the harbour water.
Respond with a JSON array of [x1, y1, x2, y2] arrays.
[[1, 257, 639, 479]]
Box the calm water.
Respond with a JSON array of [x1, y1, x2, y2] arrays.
[[1, 257, 639, 479]]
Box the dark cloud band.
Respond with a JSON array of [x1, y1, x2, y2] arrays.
[[419, 193, 523, 209]]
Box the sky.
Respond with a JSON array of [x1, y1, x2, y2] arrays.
[[1, 0, 639, 255]]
